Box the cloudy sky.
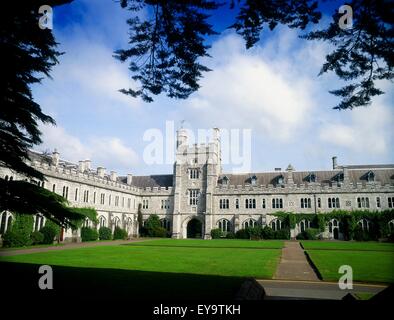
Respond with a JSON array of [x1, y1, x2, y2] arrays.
[[32, 0, 394, 176]]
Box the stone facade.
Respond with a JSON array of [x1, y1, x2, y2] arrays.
[[1, 128, 394, 241]]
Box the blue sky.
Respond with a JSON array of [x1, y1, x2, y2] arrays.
[[33, 0, 394, 176]]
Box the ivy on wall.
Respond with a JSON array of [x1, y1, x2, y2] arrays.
[[270, 209, 394, 240]]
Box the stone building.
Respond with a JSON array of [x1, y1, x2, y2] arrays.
[[1, 128, 394, 241]]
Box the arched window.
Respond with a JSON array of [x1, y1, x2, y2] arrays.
[[270, 219, 281, 231], [160, 218, 171, 231], [358, 219, 370, 231], [0, 212, 7, 235], [7, 215, 12, 231], [329, 219, 339, 233], [83, 218, 90, 228], [243, 218, 256, 229], [388, 220, 394, 233], [99, 216, 106, 228], [113, 217, 121, 228], [218, 219, 231, 233]]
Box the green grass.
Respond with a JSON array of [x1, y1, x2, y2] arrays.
[[129, 238, 284, 249], [301, 241, 394, 252], [355, 292, 375, 300], [0, 239, 282, 300], [306, 250, 394, 284], [0, 243, 280, 278]]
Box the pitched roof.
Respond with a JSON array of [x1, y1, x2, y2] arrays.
[[220, 169, 394, 186], [127, 175, 174, 188]]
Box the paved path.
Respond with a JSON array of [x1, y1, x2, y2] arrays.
[[257, 279, 387, 300], [274, 241, 319, 281], [0, 239, 147, 256]]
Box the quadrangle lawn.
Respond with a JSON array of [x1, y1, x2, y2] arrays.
[[0, 242, 281, 278], [128, 238, 285, 249], [307, 250, 394, 283], [301, 241, 394, 252], [0, 239, 283, 300]]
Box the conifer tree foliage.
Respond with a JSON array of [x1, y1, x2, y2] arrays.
[[118, 0, 393, 109], [303, 0, 393, 110], [115, 0, 220, 102], [0, 0, 95, 228]]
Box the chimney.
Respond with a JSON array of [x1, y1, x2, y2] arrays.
[[110, 171, 117, 182], [97, 167, 105, 178], [332, 156, 338, 169], [84, 160, 91, 171], [78, 160, 85, 172], [286, 164, 294, 184], [274, 168, 282, 172], [343, 166, 350, 184], [52, 149, 60, 166], [127, 173, 133, 185]]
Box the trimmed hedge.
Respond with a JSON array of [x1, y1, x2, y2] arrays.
[[40, 225, 58, 244], [296, 228, 321, 240], [211, 228, 222, 239], [99, 227, 112, 240], [81, 227, 98, 242], [30, 231, 44, 245], [113, 227, 128, 240], [2, 230, 32, 247], [2, 213, 34, 247], [235, 226, 290, 240]]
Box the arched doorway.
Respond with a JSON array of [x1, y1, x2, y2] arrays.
[[333, 228, 339, 240], [187, 218, 202, 238]]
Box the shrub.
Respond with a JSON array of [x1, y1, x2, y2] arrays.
[[151, 226, 167, 238], [40, 225, 59, 244], [296, 232, 305, 240], [248, 226, 262, 240], [304, 228, 320, 240], [80, 227, 98, 242], [2, 230, 32, 247], [261, 226, 275, 240], [30, 231, 44, 245], [98, 227, 112, 240], [211, 228, 222, 239], [2, 213, 34, 247], [226, 232, 235, 239], [113, 227, 128, 240], [235, 229, 249, 239], [273, 228, 290, 240], [353, 226, 372, 241]]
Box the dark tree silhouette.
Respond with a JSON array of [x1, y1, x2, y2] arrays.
[[303, 0, 393, 109], [0, 0, 96, 227], [115, 0, 220, 102], [117, 0, 393, 109]]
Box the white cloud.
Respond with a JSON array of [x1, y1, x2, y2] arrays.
[[40, 125, 139, 173], [319, 102, 393, 155], [185, 33, 316, 141]]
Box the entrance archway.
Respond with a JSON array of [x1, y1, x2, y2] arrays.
[[187, 218, 202, 238]]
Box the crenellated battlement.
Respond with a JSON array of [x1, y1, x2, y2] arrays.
[[214, 181, 394, 195], [30, 160, 142, 195]]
